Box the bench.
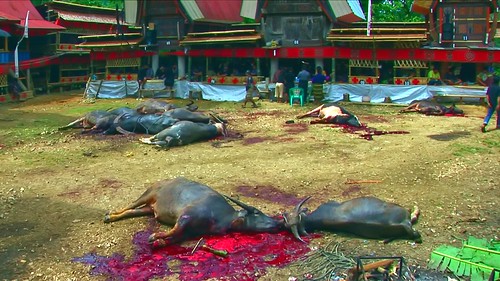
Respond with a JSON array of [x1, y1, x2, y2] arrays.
[[139, 79, 174, 99], [433, 94, 487, 104], [431, 86, 487, 104]]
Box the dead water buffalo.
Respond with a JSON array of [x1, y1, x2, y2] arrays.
[[399, 100, 464, 115], [283, 196, 422, 243], [139, 121, 226, 148], [297, 103, 362, 127], [58, 110, 117, 133], [104, 177, 283, 246], [162, 108, 211, 123], [114, 113, 179, 135], [108, 106, 138, 117], [136, 99, 198, 115]]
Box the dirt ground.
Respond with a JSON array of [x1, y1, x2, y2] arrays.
[[0, 91, 498, 281]]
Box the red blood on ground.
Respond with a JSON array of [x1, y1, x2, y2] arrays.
[[332, 124, 409, 140], [73, 225, 315, 281], [236, 185, 304, 206], [444, 113, 465, 117], [283, 123, 309, 134]]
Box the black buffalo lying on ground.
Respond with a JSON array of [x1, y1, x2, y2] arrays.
[[58, 108, 135, 134], [136, 99, 198, 115], [104, 177, 283, 247], [283, 196, 422, 244], [297, 103, 362, 127], [399, 99, 464, 116], [139, 120, 227, 148]]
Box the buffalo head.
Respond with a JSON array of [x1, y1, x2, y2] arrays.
[[282, 196, 311, 242], [225, 196, 284, 233], [446, 104, 464, 115]]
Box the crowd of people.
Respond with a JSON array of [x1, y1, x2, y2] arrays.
[[271, 64, 331, 103], [138, 64, 178, 93]]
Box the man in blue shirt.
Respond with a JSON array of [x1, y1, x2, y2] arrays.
[[481, 75, 500, 132], [297, 66, 311, 102]]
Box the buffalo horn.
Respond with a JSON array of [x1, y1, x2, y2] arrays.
[[58, 117, 85, 130], [294, 196, 311, 213], [224, 195, 258, 213], [289, 196, 311, 243]]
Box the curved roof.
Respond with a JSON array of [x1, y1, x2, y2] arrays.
[[180, 0, 261, 23], [2, 0, 65, 33]]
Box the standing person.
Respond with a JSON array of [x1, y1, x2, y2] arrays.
[[297, 65, 311, 102], [164, 64, 175, 94], [273, 66, 285, 102], [242, 70, 258, 108], [138, 64, 149, 89], [481, 75, 500, 132], [145, 65, 154, 80]]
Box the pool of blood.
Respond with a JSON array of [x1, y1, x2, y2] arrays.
[[73, 228, 316, 281]]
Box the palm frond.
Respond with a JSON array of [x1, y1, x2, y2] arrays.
[[428, 236, 500, 281]]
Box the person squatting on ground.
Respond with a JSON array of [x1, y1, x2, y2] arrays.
[[481, 75, 500, 132], [242, 70, 258, 108], [427, 66, 443, 85]]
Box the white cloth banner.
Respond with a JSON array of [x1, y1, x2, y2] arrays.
[[323, 84, 487, 104], [85, 80, 139, 99], [187, 82, 246, 102]]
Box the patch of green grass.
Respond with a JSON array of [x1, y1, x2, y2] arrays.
[[451, 143, 491, 157], [482, 138, 500, 149]]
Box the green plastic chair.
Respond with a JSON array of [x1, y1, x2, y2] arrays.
[[289, 86, 304, 106]]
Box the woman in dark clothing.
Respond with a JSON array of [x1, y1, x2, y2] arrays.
[[481, 75, 500, 132], [164, 65, 175, 90]]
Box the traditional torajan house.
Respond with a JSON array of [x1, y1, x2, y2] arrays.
[[128, 0, 364, 87], [0, 0, 65, 102], [128, 0, 498, 103], [42, 0, 146, 93]]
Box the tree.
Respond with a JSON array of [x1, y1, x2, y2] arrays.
[[359, 0, 424, 22], [32, 0, 123, 9]]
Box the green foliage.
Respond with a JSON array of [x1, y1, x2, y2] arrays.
[[428, 236, 500, 281], [360, 0, 424, 22], [32, 0, 123, 9]]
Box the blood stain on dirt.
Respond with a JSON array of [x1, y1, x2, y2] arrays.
[[361, 115, 389, 123], [341, 185, 362, 197], [283, 123, 308, 134], [98, 178, 123, 189], [57, 190, 81, 198], [332, 124, 409, 140], [242, 137, 271, 145], [235, 185, 302, 206]]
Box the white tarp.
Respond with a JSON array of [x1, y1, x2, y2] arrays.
[[187, 82, 246, 102], [323, 84, 487, 104], [85, 80, 139, 99], [88, 79, 487, 105]]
